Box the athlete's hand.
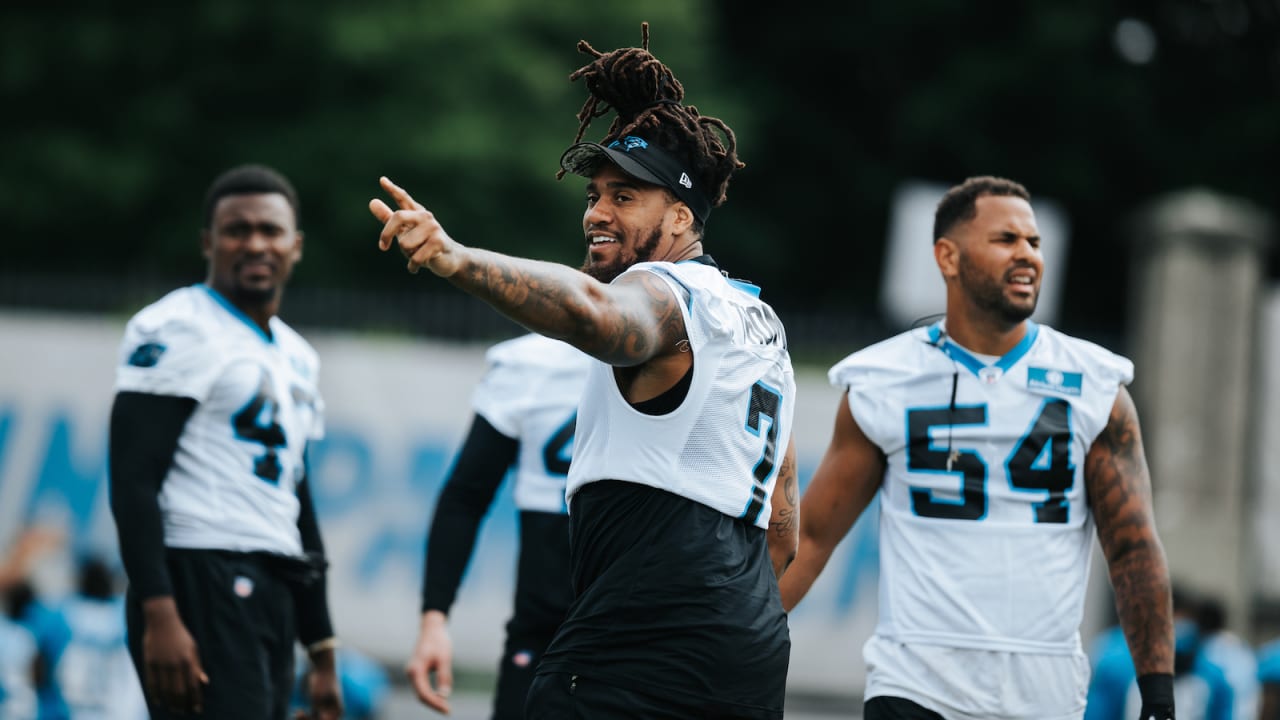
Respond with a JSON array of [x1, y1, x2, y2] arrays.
[[370, 177, 466, 277], [141, 596, 209, 715], [406, 610, 454, 714], [296, 649, 344, 720]]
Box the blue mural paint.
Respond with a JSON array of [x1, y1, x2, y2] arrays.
[[23, 414, 105, 547], [0, 408, 12, 480], [307, 430, 377, 517], [3, 411, 881, 623]]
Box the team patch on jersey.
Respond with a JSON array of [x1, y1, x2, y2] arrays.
[[233, 575, 254, 598], [127, 342, 166, 367], [1027, 366, 1083, 396]]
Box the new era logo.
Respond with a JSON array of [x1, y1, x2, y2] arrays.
[[678, 172, 692, 189]]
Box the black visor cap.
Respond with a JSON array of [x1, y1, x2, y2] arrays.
[[560, 136, 712, 223]]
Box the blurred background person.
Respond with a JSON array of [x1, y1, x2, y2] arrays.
[[1257, 635, 1280, 720], [1195, 594, 1259, 719], [0, 529, 51, 720], [1085, 584, 1233, 720], [1, 528, 72, 719], [292, 646, 391, 720], [51, 555, 147, 719], [406, 333, 590, 718], [107, 163, 341, 719]]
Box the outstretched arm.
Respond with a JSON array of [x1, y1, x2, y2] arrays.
[[370, 177, 685, 368], [778, 392, 884, 613], [1086, 386, 1174, 679]]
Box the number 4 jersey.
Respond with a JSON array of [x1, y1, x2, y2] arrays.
[[114, 284, 323, 557], [831, 321, 1132, 655]]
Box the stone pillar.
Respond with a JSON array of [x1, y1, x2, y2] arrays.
[[1128, 188, 1272, 637]]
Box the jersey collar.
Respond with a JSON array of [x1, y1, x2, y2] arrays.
[[927, 320, 1039, 382], [198, 284, 275, 344]]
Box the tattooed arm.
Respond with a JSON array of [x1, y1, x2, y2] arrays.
[[778, 392, 884, 613], [370, 177, 685, 368], [1086, 385, 1174, 677], [767, 438, 799, 580]]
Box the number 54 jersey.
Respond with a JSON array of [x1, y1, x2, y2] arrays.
[[831, 321, 1132, 655], [114, 284, 323, 557]]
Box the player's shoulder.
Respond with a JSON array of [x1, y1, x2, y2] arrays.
[[485, 333, 591, 372], [628, 258, 731, 297], [828, 326, 933, 388], [1029, 324, 1133, 383], [269, 316, 320, 364], [121, 285, 222, 351], [126, 285, 209, 330]]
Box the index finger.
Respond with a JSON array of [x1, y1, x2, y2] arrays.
[[380, 176, 425, 212]]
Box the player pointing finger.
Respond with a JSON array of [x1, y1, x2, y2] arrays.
[[369, 176, 465, 277]]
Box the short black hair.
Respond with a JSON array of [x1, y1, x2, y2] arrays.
[[202, 163, 300, 230], [1196, 595, 1227, 634], [78, 555, 116, 600], [933, 175, 1030, 243]]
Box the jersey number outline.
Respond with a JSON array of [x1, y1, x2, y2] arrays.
[[906, 398, 1074, 522], [541, 412, 576, 477], [232, 375, 287, 484], [742, 380, 783, 523]]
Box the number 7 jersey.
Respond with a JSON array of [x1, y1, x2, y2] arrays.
[[830, 321, 1132, 654], [114, 284, 323, 557]]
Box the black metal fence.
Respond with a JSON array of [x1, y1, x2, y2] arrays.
[[0, 269, 892, 366]]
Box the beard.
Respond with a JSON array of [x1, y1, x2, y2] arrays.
[[223, 262, 286, 307], [230, 284, 278, 305], [957, 254, 1037, 325], [580, 226, 663, 284]]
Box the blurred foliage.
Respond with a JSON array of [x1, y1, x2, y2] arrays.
[[1, 0, 1276, 343]]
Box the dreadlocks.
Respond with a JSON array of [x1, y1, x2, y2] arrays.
[[560, 22, 744, 215]]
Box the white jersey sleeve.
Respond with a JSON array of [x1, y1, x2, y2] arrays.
[[471, 334, 591, 513], [115, 289, 226, 401]]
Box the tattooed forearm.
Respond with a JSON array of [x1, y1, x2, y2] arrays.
[[768, 443, 799, 579], [1087, 387, 1174, 676], [770, 449, 799, 540], [446, 249, 683, 366]]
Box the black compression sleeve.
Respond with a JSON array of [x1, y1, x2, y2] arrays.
[[1137, 673, 1176, 720], [421, 414, 519, 614], [107, 391, 196, 600], [293, 470, 335, 646]]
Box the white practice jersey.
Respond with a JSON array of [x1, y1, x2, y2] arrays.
[[832, 321, 1132, 717], [55, 595, 148, 720], [471, 333, 592, 513], [567, 260, 795, 529], [114, 284, 323, 556]]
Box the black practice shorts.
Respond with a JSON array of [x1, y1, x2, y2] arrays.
[[126, 548, 297, 719], [864, 696, 948, 720], [526, 672, 779, 720]]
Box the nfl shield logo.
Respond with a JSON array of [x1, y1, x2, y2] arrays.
[[234, 575, 255, 598]]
